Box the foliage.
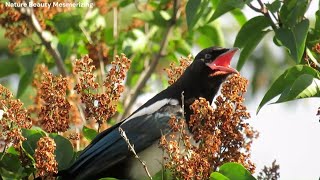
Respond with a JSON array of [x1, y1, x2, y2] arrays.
[[0, 0, 319, 179]]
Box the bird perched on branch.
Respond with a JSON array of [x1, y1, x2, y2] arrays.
[[59, 47, 239, 180]]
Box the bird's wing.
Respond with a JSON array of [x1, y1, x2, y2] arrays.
[[64, 99, 182, 179]]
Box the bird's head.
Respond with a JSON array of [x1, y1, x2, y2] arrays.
[[178, 47, 239, 110], [191, 46, 238, 76]]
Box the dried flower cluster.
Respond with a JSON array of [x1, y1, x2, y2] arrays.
[[0, 85, 32, 149], [161, 58, 257, 179], [164, 55, 192, 85], [190, 74, 256, 172], [160, 116, 211, 180], [74, 54, 131, 127], [29, 65, 71, 133], [94, 0, 112, 15], [257, 160, 280, 180], [0, 0, 72, 51], [312, 43, 320, 54], [34, 136, 58, 178]]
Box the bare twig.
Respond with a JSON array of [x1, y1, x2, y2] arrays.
[[247, 0, 278, 30], [177, 91, 185, 147], [119, 0, 180, 120], [118, 127, 153, 179], [11, 0, 68, 76]]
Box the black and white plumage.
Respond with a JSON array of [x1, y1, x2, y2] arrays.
[[59, 47, 239, 180]]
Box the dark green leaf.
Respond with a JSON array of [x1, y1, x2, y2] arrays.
[[0, 153, 23, 172], [234, 16, 271, 48], [152, 169, 173, 180], [265, 0, 281, 13], [275, 19, 309, 63], [51, 13, 82, 33], [197, 25, 224, 47], [0, 151, 27, 179], [257, 65, 320, 113], [209, 0, 245, 22], [210, 172, 229, 180], [82, 126, 98, 141], [218, 162, 256, 180], [186, 0, 201, 29], [99, 178, 119, 180], [230, 9, 247, 26], [57, 32, 75, 61], [315, 10, 320, 31], [22, 128, 46, 138], [49, 133, 74, 170], [276, 74, 320, 103], [22, 132, 45, 157], [237, 30, 270, 70], [17, 52, 40, 98], [119, 0, 131, 7], [279, 0, 310, 27], [0, 59, 21, 77]]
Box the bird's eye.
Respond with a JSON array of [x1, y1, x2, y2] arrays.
[[205, 54, 212, 59]]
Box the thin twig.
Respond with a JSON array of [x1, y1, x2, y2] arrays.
[[118, 127, 153, 179], [11, 0, 68, 76], [247, 0, 278, 30], [120, 0, 180, 120]]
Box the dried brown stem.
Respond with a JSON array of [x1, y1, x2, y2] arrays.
[[247, 0, 278, 30], [11, 0, 68, 77], [119, 127, 153, 179]]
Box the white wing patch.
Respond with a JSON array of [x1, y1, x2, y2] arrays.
[[122, 98, 179, 124]]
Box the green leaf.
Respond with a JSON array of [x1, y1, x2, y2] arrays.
[[230, 9, 247, 26], [17, 52, 40, 98], [234, 16, 270, 48], [276, 74, 320, 103], [234, 16, 271, 70], [51, 13, 82, 33], [49, 133, 74, 170], [279, 0, 310, 27], [186, 0, 201, 29], [98, 178, 119, 180], [0, 152, 27, 179], [315, 10, 320, 31], [82, 126, 98, 141], [218, 162, 256, 180], [265, 0, 281, 13], [22, 129, 45, 157], [0, 153, 23, 173], [257, 65, 320, 113], [0, 59, 21, 78], [210, 172, 230, 180], [197, 25, 224, 47], [209, 0, 245, 22], [152, 169, 173, 180], [57, 31, 75, 61], [275, 19, 309, 63], [237, 30, 270, 70]]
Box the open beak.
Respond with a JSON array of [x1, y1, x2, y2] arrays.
[[206, 47, 239, 75]]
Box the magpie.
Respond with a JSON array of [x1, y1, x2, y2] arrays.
[[59, 47, 239, 180]]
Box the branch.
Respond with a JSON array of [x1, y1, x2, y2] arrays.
[[119, 0, 180, 119], [12, 0, 68, 77], [247, 0, 278, 30], [119, 127, 153, 179]]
